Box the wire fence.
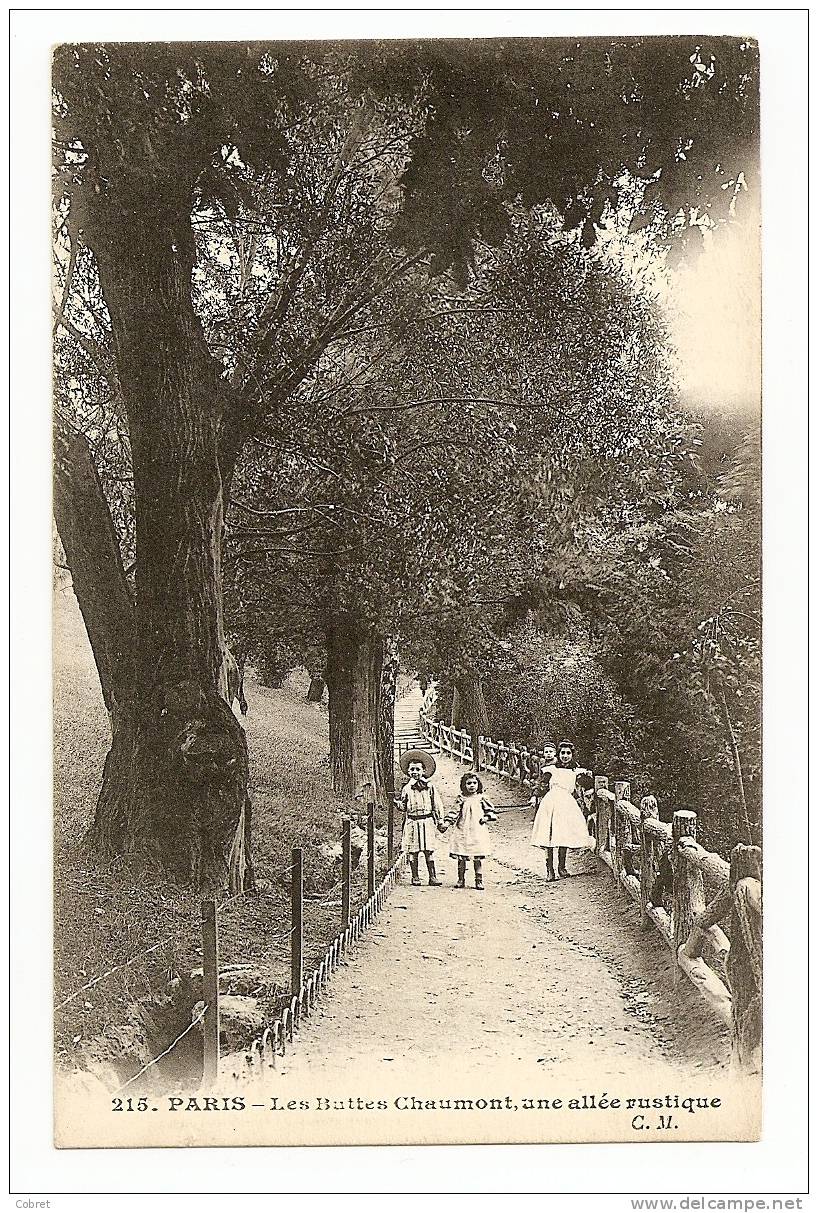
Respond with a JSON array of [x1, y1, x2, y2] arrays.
[[62, 800, 404, 1092], [112, 1005, 208, 1095], [55, 935, 177, 1011]]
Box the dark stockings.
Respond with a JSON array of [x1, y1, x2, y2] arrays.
[[547, 847, 568, 880]]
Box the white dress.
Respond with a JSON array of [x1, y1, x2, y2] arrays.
[[531, 766, 594, 850], [446, 794, 496, 859]]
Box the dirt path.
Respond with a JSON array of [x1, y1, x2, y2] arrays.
[[246, 697, 733, 1145]]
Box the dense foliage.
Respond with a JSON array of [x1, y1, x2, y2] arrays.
[[52, 37, 760, 881]]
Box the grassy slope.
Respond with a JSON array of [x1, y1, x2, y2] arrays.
[[54, 583, 376, 1072]]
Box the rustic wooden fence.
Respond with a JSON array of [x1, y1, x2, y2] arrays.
[[420, 706, 762, 1073], [224, 801, 405, 1088]]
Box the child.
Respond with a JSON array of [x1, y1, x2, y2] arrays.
[[440, 772, 498, 890], [529, 741, 557, 810], [397, 749, 444, 886], [530, 740, 593, 881]]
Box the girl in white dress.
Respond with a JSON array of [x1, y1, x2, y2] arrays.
[[441, 773, 497, 890], [530, 740, 593, 881]]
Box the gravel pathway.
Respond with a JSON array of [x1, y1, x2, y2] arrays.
[[246, 731, 739, 1145]]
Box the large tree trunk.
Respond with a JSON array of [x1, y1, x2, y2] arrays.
[[54, 421, 142, 861], [377, 645, 399, 796], [451, 676, 491, 743], [80, 195, 250, 888], [54, 420, 135, 713], [326, 613, 386, 804]]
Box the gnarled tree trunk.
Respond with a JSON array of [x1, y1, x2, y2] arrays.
[[77, 194, 251, 888], [326, 612, 386, 804]]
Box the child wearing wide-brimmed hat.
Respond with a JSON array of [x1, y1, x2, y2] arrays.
[[397, 749, 445, 886]]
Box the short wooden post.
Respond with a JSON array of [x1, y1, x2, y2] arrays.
[[367, 801, 376, 898], [201, 898, 219, 1086], [475, 735, 484, 773], [613, 781, 631, 894], [671, 810, 701, 981], [639, 796, 658, 929], [594, 776, 609, 873], [727, 844, 763, 1072], [614, 780, 631, 805], [341, 816, 352, 927], [290, 847, 303, 997], [387, 798, 395, 866]]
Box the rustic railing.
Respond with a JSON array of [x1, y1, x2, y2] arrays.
[[419, 707, 762, 1073]]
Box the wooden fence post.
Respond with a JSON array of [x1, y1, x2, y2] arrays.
[[639, 796, 658, 929], [671, 810, 702, 982], [201, 898, 219, 1087], [387, 798, 395, 866], [367, 801, 376, 898], [475, 735, 483, 773], [291, 846, 303, 998], [341, 816, 352, 927], [613, 781, 631, 896], [508, 743, 518, 784], [728, 844, 763, 1072], [593, 776, 609, 873]]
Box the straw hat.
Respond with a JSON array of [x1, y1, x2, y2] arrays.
[[399, 749, 437, 777]]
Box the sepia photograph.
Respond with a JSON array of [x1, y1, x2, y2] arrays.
[[48, 29, 766, 1152]]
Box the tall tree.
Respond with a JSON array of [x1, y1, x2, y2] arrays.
[[53, 38, 758, 884]]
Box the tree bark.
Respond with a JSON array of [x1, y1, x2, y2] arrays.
[[326, 613, 385, 804], [306, 673, 326, 703], [377, 645, 399, 796], [54, 419, 135, 714], [80, 193, 251, 888], [451, 676, 491, 744], [54, 420, 141, 857]]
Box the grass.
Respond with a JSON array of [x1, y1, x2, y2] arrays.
[[53, 584, 387, 1079]]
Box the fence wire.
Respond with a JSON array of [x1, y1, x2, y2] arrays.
[[55, 934, 177, 1012], [112, 1004, 208, 1094]]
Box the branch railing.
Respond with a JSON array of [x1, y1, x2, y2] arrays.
[[419, 707, 762, 1073]]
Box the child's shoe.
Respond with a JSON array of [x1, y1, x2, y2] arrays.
[[426, 859, 442, 887], [474, 873, 484, 891]]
